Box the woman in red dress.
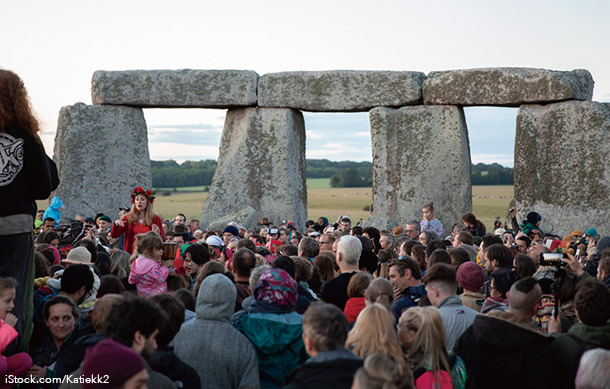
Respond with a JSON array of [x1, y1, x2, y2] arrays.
[[110, 186, 165, 253]]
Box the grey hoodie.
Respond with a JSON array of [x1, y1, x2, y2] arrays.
[[172, 274, 260, 389]]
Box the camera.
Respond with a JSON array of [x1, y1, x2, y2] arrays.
[[540, 253, 566, 267]]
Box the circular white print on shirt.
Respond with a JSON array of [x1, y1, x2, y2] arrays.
[[0, 133, 24, 186]]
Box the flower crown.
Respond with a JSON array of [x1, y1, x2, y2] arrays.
[[131, 186, 156, 204]]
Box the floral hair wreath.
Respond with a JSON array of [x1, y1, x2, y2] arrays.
[[131, 186, 156, 204]]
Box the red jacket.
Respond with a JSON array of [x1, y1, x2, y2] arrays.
[[110, 213, 165, 253], [343, 297, 366, 324]]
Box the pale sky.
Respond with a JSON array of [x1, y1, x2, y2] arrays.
[[3, 1, 609, 167]]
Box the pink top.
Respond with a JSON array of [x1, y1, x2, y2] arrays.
[[128, 255, 169, 297], [0, 318, 18, 354]]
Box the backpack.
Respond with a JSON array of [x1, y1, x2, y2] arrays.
[[412, 353, 468, 389], [414, 370, 453, 389]]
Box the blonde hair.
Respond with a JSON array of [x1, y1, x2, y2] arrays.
[[346, 304, 407, 376], [401, 306, 451, 383], [254, 253, 266, 266], [366, 278, 394, 313], [353, 354, 413, 389], [110, 250, 131, 278], [134, 231, 163, 259], [126, 196, 155, 226]]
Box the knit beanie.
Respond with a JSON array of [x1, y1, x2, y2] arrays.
[[223, 225, 239, 237], [585, 228, 598, 237], [254, 268, 297, 308], [205, 235, 223, 247], [597, 236, 610, 253], [457, 262, 485, 292], [82, 339, 146, 388], [98, 215, 112, 223]]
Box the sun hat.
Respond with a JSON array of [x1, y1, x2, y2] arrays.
[[62, 246, 92, 265]]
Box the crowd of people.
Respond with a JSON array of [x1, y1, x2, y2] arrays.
[[1, 196, 609, 389], [1, 69, 610, 389]]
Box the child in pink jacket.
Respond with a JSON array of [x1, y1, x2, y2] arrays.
[[0, 277, 32, 387], [128, 232, 173, 297]]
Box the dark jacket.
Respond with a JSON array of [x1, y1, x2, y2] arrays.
[[0, 122, 58, 219], [235, 281, 251, 313], [466, 225, 486, 238], [31, 325, 89, 383], [321, 272, 357, 310], [149, 345, 201, 389], [283, 349, 362, 389], [550, 322, 610, 388], [454, 310, 556, 389], [54, 332, 104, 379], [391, 284, 427, 320]]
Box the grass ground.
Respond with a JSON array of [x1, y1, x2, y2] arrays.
[[41, 181, 513, 231], [153, 182, 514, 231]]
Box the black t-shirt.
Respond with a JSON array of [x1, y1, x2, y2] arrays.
[[321, 271, 357, 310], [0, 123, 58, 217]]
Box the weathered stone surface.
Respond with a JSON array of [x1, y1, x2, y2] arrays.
[[207, 207, 257, 232], [423, 68, 593, 106], [515, 101, 610, 234], [258, 71, 426, 112], [53, 103, 151, 220], [92, 69, 259, 108], [201, 108, 307, 230], [370, 106, 472, 231], [361, 216, 398, 231]]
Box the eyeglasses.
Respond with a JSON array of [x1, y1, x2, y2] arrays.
[[320, 241, 332, 244]]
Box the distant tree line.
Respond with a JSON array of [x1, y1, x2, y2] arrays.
[[152, 160, 217, 188], [151, 159, 513, 188], [471, 163, 514, 185]]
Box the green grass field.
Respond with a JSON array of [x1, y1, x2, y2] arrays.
[[155, 178, 332, 192], [151, 184, 514, 231], [40, 183, 513, 231]]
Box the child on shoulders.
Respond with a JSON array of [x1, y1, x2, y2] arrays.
[[129, 232, 173, 297]]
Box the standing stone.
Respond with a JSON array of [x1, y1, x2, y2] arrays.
[[201, 108, 307, 230], [53, 103, 151, 220], [515, 101, 610, 234], [258, 71, 425, 112], [91, 69, 259, 108], [423, 68, 594, 106], [369, 106, 471, 231]]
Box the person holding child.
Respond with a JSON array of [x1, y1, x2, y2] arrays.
[[128, 231, 174, 297], [110, 186, 165, 254], [0, 277, 32, 385]]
